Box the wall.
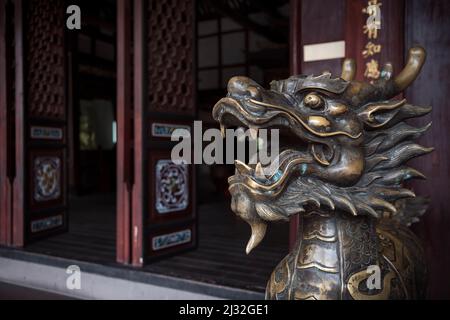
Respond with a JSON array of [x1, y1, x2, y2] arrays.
[[405, 0, 450, 299], [300, 0, 346, 75], [299, 0, 450, 298]]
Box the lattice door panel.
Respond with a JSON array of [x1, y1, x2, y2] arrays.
[[24, 0, 68, 241], [146, 0, 195, 116], [141, 0, 197, 261]]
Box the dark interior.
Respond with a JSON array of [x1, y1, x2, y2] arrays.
[[26, 0, 292, 292]]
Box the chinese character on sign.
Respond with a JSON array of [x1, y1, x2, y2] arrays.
[[362, 42, 382, 58], [362, 0, 383, 81], [363, 24, 379, 40], [364, 59, 381, 79]]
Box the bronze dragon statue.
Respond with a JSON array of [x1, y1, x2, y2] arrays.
[[212, 47, 432, 300]]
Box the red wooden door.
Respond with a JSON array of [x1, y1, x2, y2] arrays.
[[117, 0, 197, 266], [22, 0, 68, 242], [0, 0, 19, 246], [1, 0, 68, 245], [139, 0, 197, 264]]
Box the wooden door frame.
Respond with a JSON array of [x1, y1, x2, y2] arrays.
[[0, 0, 10, 245], [131, 0, 145, 267], [0, 0, 25, 247], [12, 0, 25, 246], [116, 0, 133, 265], [0, 0, 8, 245], [116, 0, 145, 267], [116, 0, 132, 264]]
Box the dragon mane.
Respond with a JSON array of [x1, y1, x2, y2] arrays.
[[268, 48, 433, 225]]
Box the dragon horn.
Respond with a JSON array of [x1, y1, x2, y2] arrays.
[[393, 46, 426, 92], [341, 58, 356, 81], [345, 46, 426, 106]]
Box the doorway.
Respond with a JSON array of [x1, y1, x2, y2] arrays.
[[24, 0, 292, 293], [26, 0, 118, 263], [142, 0, 292, 292]]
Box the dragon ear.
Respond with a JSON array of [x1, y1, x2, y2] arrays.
[[357, 99, 432, 129], [357, 99, 407, 128]]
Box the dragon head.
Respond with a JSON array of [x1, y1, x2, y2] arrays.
[[212, 47, 433, 253]]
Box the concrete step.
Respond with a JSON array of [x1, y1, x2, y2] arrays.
[[0, 248, 264, 300]]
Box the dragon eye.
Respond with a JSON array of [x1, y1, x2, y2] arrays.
[[304, 93, 323, 109]]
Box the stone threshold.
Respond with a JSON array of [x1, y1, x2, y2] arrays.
[[0, 247, 264, 300]]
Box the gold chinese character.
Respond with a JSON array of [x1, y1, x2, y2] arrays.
[[362, 42, 382, 58], [363, 24, 379, 39], [364, 59, 381, 79]]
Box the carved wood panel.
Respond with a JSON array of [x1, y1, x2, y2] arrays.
[[146, 0, 195, 115], [24, 0, 68, 241], [139, 0, 197, 261], [25, 0, 65, 120]]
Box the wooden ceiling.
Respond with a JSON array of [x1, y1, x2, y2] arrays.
[[198, 0, 289, 43]]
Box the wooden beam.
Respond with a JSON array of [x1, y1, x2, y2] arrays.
[[0, 0, 8, 245], [12, 0, 24, 247], [132, 0, 145, 267], [116, 0, 133, 265]]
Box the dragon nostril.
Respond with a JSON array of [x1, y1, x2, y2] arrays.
[[247, 86, 261, 100], [228, 76, 248, 95], [308, 116, 331, 129], [328, 103, 348, 115], [228, 76, 261, 99]]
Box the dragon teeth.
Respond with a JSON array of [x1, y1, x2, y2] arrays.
[[255, 162, 265, 179]]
